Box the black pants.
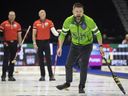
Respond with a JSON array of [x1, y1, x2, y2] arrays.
[[66, 43, 93, 87], [1, 41, 17, 78], [36, 40, 53, 77]]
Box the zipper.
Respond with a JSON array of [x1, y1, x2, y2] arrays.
[[77, 24, 80, 44]]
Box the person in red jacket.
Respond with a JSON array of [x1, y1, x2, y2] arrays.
[[32, 9, 59, 81], [0, 11, 22, 81]]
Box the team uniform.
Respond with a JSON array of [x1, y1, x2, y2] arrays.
[[33, 19, 55, 80], [57, 15, 102, 90], [0, 20, 21, 80]]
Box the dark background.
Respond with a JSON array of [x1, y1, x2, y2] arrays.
[[0, 0, 126, 43]]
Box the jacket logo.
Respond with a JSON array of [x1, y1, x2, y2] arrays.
[[37, 24, 41, 26], [44, 22, 49, 27], [81, 22, 86, 30], [5, 24, 10, 27], [13, 24, 17, 28]]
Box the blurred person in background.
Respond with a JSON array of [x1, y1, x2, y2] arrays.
[[122, 34, 128, 44], [0, 11, 22, 81]]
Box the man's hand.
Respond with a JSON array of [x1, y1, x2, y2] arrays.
[[4, 42, 8, 47], [57, 47, 62, 57], [57, 29, 62, 33], [33, 43, 38, 50], [99, 46, 104, 56], [17, 44, 21, 52]]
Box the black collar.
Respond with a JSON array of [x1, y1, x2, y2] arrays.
[[40, 19, 46, 23], [73, 15, 85, 25]]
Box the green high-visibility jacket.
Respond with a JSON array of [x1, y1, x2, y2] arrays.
[[59, 15, 102, 45]]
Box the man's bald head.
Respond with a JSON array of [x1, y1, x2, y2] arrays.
[[8, 11, 16, 22], [38, 9, 46, 21], [125, 34, 128, 40]]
